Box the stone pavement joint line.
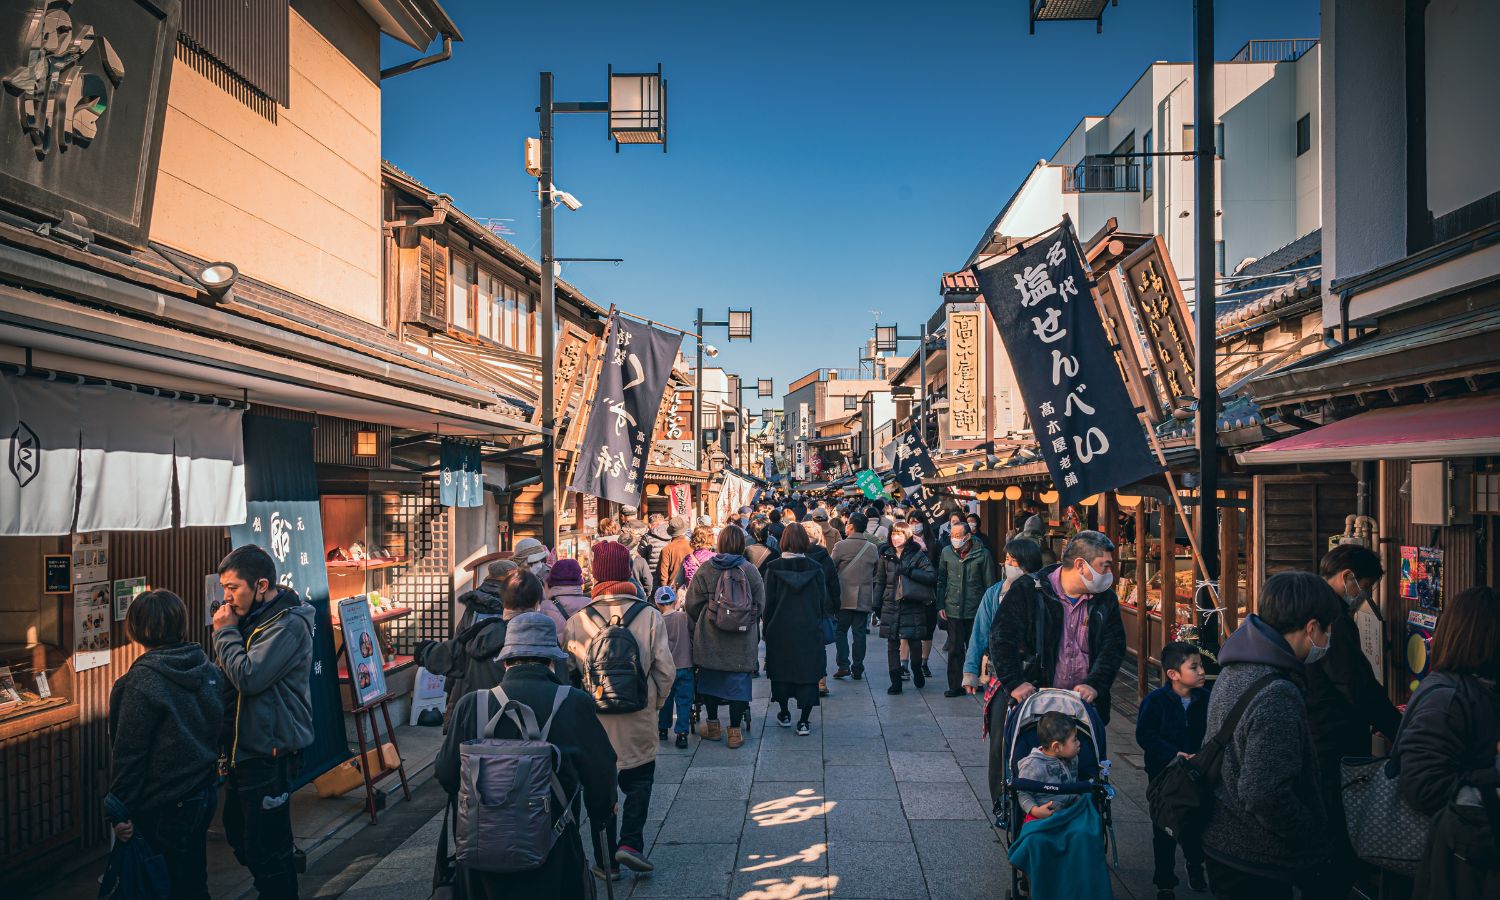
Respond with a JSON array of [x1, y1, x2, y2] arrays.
[[342, 634, 1168, 899]]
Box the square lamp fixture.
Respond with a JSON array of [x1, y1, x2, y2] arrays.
[[353, 429, 378, 457], [609, 65, 667, 149], [757, 378, 773, 398], [875, 325, 898, 354], [701, 406, 720, 430], [727, 309, 753, 341]]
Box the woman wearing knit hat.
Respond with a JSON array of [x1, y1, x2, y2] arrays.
[[542, 559, 591, 638], [561, 540, 675, 878], [513, 536, 552, 583]]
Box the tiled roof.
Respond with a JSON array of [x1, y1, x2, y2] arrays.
[[1214, 229, 1323, 335], [941, 270, 980, 293]]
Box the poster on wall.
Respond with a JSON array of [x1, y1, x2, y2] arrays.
[[71, 532, 108, 584], [1399, 546, 1443, 610], [113, 576, 148, 621], [337, 596, 388, 708], [74, 582, 112, 672]]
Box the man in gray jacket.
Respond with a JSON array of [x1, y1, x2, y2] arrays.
[[1200, 571, 1340, 898], [830, 512, 882, 680], [213, 545, 315, 900]]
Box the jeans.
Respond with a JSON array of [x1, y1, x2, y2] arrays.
[[612, 761, 656, 853], [1151, 823, 1204, 889], [944, 617, 974, 693], [834, 610, 870, 671], [224, 756, 297, 900], [133, 782, 217, 900], [657, 668, 695, 734]]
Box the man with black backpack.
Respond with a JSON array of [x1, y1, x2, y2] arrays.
[[436, 612, 617, 899], [1196, 572, 1341, 899], [561, 541, 675, 880]]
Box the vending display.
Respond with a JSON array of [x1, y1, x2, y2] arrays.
[[1405, 608, 1438, 692]]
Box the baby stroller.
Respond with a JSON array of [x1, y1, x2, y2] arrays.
[[998, 688, 1116, 900]]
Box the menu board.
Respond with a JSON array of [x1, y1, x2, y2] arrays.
[[74, 582, 112, 672], [1399, 546, 1443, 610], [337, 596, 388, 708], [71, 532, 108, 584]]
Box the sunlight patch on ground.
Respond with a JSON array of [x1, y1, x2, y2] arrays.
[[749, 789, 835, 827]]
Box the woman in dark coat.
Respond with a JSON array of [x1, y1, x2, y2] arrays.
[[1396, 585, 1500, 900], [802, 522, 842, 697], [874, 522, 938, 694], [762, 523, 836, 735]]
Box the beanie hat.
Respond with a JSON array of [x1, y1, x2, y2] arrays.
[[513, 537, 549, 565], [547, 558, 583, 587], [591, 540, 632, 584], [668, 515, 689, 537]]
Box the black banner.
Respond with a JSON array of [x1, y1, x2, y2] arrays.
[[887, 424, 937, 488], [568, 313, 680, 507], [230, 416, 348, 788], [971, 222, 1161, 507]]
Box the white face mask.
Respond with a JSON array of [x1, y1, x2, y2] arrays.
[[1004, 563, 1025, 582], [1079, 559, 1114, 593], [1305, 626, 1331, 665], [912, 524, 923, 534]]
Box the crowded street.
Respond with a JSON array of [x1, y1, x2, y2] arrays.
[[3, 1, 1499, 899]]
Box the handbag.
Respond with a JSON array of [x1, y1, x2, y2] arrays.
[[820, 615, 837, 646], [1340, 683, 1439, 874]]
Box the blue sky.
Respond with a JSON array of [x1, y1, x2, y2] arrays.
[[381, 0, 1319, 402]]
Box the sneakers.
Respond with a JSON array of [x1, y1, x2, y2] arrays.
[[818, 677, 830, 697], [944, 689, 966, 698], [615, 845, 654, 873], [1187, 865, 1207, 891], [701, 720, 723, 741], [658, 728, 667, 741], [727, 726, 744, 749], [921, 663, 933, 679], [851, 666, 864, 680], [796, 721, 810, 736], [833, 667, 851, 679], [592, 865, 621, 882], [898, 664, 911, 681], [777, 710, 792, 728], [912, 667, 926, 689], [887, 684, 902, 694], [675, 732, 688, 749]]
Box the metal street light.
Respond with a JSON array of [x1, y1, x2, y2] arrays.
[[876, 322, 938, 443], [694, 307, 753, 477], [536, 65, 668, 546], [725, 374, 771, 471]]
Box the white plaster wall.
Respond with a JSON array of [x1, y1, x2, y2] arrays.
[[1425, 0, 1500, 218]]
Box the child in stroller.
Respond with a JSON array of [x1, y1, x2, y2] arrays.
[[1001, 689, 1115, 900]]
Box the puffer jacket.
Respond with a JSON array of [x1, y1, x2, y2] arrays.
[[415, 577, 509, 729], [213, 586, 314, 765], [937, 542, 995, 620], [676, 547, 717, 588], [874, 543, 937, 640], [1200, 615, 1327, 881], [638, 524, 672, 590]]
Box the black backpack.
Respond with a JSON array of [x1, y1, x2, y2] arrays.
[[1147, 673, 1283, 840], [582, 603, 650, 714]]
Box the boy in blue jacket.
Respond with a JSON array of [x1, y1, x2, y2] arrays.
[[1136, 641, 1210, 900]]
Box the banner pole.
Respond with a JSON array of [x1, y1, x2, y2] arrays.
[[1140, 414, 1223, 638]]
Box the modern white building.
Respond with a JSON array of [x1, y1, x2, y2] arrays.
[[968, 39, 1323, 299]]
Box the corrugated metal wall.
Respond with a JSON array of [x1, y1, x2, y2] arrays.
[[179, 0, 290, 106]]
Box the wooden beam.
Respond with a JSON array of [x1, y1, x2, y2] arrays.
[[1221, 501, 1240, 634], [1136, 499, 1149, 701], [1160, 500, 1178, 671]]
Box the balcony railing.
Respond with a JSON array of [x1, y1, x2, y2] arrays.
[[1229, 39, 1317, 63], [1064, 157, 1140, 194]]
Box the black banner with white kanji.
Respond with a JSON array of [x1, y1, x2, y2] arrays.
[[887, 424, 937, 489], [971, 222, 1161, 507], [568, 313, 680, 507]]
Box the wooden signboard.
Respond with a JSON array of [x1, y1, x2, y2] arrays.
[[1121, 237, 1197, 415], [1094, 267, 1167, 423]]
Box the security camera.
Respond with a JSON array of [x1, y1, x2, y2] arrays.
[[554, 190, 581, 211], [704, 345, 720, 358]]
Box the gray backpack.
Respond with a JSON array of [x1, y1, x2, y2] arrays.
[[455, 685, 578, 873]]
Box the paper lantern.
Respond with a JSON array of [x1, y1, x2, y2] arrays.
[[1039, 490, 1059, 504], [1116, 493, 1143, 508], [1080, 494, 1101, 507], [1004, 486, 1022, 500]]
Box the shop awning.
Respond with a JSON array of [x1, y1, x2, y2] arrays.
[[1237, 393, 1500, 465]]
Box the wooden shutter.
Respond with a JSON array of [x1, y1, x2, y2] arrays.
[[407, 230, 450, 331], [1254, 473, 1357, 583]]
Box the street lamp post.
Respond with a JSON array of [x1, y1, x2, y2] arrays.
[[727, 374, 771, 473], [535, 67, 666, 547], [875, 323, 937, 442], [692, 308, 753, 476]]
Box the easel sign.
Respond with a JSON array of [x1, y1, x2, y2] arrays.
[[337, 596, 388, 707]]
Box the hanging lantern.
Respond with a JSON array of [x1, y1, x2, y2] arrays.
[[1116, 493, 1143, 508], [1004, 485, 1022, 501], [1080, 494, 1101, 507], [1039, 489, 1059, 504]]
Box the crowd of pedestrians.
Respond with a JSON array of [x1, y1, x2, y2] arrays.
[[94, 489, 1500, 900]]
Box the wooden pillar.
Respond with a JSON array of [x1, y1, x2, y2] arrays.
[[1160, 499, 1178, 668], [1136, 499, 1149, 700], [1101, 493, 1119, 546], [1221, 496, 1240, 634]]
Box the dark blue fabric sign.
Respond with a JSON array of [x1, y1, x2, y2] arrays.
[[889, 425, 937, 489], [229, 415, 349, 788], [569, 312, 681, 506], [971, 222, 1161, 506], [438, 438, 483, 508]]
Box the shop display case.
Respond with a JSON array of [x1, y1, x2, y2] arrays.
[[321, 494, 415, 684]]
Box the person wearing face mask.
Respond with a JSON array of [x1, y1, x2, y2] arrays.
[[1303, 543, 1400, 899], [990, 530, 1125, 721], [936, 523, 996, 697], [1198, 572, 1341, 898], [212, 545, 315, 900], [874, 521, 937, 694]]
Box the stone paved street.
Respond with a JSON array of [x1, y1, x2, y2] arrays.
[[340, 636, 1171, 899]]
